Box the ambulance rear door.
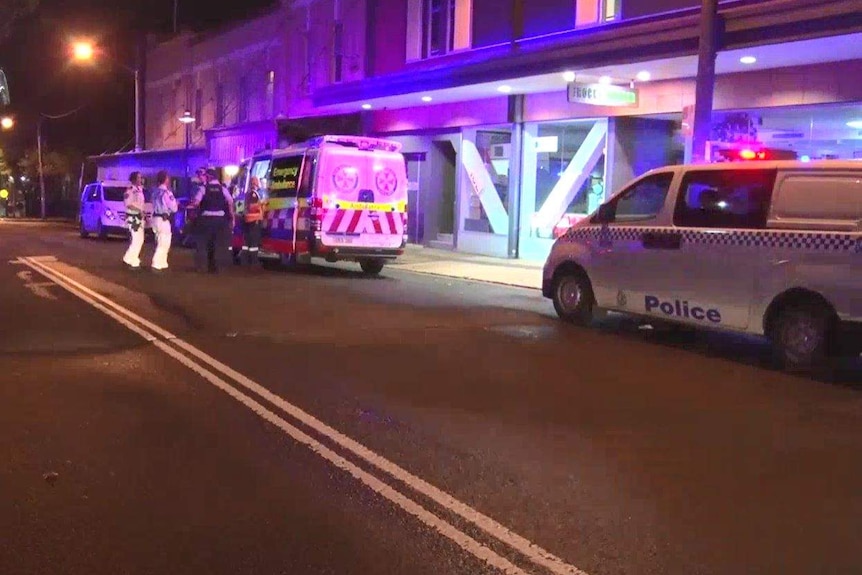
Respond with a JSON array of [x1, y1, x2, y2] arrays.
[[318, 144, 407, 250]]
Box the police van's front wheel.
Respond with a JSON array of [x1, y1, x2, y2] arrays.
[[552, 269, 594, 326], [769, 302, 835, 372]]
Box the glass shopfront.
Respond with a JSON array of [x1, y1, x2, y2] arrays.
[[518, 118, 609, 261], [457, 125, 514, 257]]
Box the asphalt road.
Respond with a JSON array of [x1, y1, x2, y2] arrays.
[[2, 220, 862, 575]]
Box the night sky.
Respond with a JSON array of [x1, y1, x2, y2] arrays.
[[0, 0, 276, 164]]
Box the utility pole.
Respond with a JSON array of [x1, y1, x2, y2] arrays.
[[37, 118, 46, 219], [689, 0, 720, 164], [134, 66, 142, 152]]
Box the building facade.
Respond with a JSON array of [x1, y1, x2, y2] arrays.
[[132, 0, 862, 262]]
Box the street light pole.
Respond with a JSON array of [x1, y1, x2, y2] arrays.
[[134, 67, 142, 152], [37, 118, 46, 220]]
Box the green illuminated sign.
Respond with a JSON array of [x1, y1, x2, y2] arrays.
[[567, 82, 638, 107]]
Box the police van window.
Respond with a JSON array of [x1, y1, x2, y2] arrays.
[[103, 187, 126, 202], [673, 169, 776, 229], [595, 172, 674, 223], [269, 156, 304, 198]]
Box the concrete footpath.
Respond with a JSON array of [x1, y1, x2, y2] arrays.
[[389, 245, 542, 290]]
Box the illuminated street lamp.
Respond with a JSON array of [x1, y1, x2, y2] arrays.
[[71, 41, 94, 62], [71, 40, 142, 152], [0, 116, 13, 130], [179, 110, 195, 195]]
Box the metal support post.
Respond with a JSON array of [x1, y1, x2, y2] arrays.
[[690, 0, 720, 164]]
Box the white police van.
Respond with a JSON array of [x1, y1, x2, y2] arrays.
[[79, 180, 153, 239], [542, 160, 862, 372]]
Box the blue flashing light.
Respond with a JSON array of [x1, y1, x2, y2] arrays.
[[800, 155, 811, 162]]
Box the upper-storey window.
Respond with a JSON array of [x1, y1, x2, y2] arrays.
[[424, 0, 455, 57], [407, 0, 472, 60], [575, 0, 620, 27]]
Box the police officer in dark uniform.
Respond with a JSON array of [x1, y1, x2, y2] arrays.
[[190, 168, 235, 273]]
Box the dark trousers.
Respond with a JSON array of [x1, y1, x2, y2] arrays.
[[242, 220, 262, 264], [194, 216, 230, 272]]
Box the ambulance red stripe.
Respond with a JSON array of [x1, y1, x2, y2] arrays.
[[386, 212, 397, 234], [346, 210, 363, 234], [329, 209, 346, 233], [372, 216, 383, 234]]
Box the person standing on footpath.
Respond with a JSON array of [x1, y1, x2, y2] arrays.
[[241, 176, 265, 266], [122, 171, 146, 270], [190, 168, 234, 274], [150, 170, 179, 272]]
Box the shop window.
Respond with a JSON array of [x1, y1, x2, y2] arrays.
[[215, 83, 225, 126], [238, 76, 249, 123], [408, 0, 471, 60], [461, 129, 511, 235], [575, 0, 620, 27], [673, 169, 777, 229], [332, 21, 344, 83], [522, 119, 608, 240], [265, 70, 275, 118], [193, 88, 202, 129]]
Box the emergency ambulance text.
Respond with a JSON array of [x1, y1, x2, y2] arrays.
[[644, 295, 722, 324], [271, 166, 299, 191]]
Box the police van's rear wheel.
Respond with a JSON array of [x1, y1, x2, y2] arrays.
[[770, 301, 835, 372], [79, 221, 89, 238], [360, 258, 385, 276], [552, 269, 594, 326]]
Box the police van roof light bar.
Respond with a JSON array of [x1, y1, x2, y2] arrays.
[[309, 135, 402, 153]]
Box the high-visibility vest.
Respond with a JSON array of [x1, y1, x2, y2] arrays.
[[245, 191, 263, 223]]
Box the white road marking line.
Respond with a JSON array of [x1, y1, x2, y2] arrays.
[[21, 256, 590, 575], [21, 257, 529, 574], [16, 269, 57, 300], [18, 259, 156, 342]]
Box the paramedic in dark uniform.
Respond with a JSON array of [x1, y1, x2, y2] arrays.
[[190, 168, 235, 273]]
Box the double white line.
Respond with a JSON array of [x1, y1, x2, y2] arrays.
[[19, 256, 590, 575]]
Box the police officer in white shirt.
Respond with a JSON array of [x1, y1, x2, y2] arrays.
[[150, 170, 178, 271], [122, 171, 146, 270]]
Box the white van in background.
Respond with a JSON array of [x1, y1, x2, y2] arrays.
[[542, 160, 862, 372], [79, 180, 153, 239]]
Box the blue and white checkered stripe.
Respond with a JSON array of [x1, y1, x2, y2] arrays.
[[561, 225, 860, 252], [263, 210, 292, 232]]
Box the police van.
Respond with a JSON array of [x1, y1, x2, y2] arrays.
[[232, 135, 408, 274], [79, 180, 153, 239], [542, 160, 862, 371]]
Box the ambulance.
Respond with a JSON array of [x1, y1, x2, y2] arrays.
[[232, 135, 408, 274], [542, 159, 862, 372]]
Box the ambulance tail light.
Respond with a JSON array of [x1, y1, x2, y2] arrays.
[[310, 196, 324, 232]]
